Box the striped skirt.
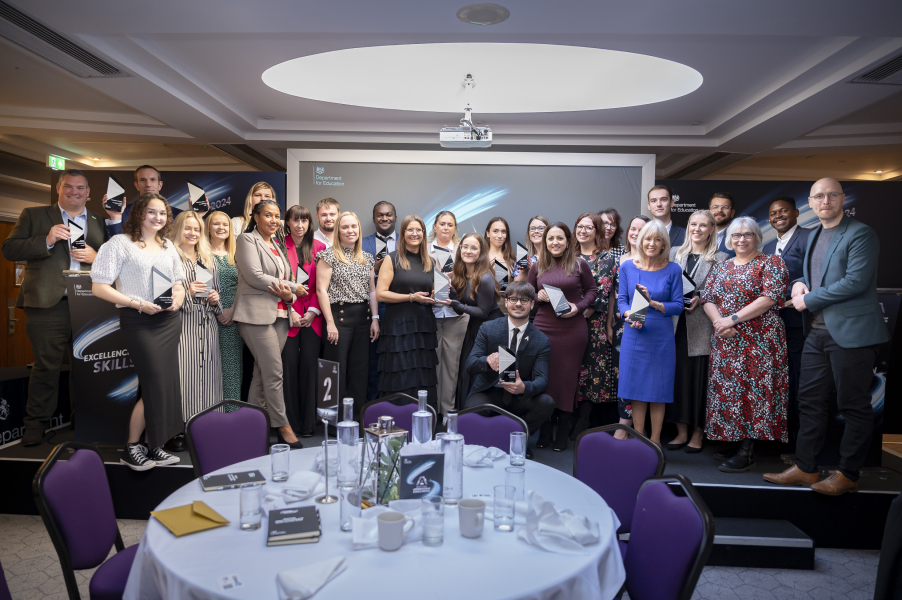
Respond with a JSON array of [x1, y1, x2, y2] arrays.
[[178, 302, 224, 421]]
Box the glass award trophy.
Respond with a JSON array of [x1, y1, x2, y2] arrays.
[[297, 265, 309, 286], [628, 285, 650, 324], [493, 259, 509, 290], [432, 245, 453, 273], [152, 266, 173, 308], [104, 176, 126, 212], [375, 235, 388, 261], [186, 180, 208, 212], [498, 345, 517, 383], [194, 261, 214, 298], [67, 219, 85, 250], [544, 284, 570, 317], [433, 269, 450, 302], [515, 242, 529, 272], [681, 271, 697, 308]]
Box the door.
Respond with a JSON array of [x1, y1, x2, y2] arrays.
[[0, 220, 34, 368]]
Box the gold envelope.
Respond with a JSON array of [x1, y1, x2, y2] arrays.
[[151, 501, 229, 537]]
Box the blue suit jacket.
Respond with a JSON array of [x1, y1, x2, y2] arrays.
[[795, 216, 889, 348], [669, 225, 686, 249], [466, 317, 550, 402], [762, 226, 811, 329], [717, 232, 736, 258]]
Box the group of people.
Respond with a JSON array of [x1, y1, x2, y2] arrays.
[[4, 167, 887, 496]]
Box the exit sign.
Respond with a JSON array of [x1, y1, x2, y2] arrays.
[[48, 155, 65, 170]]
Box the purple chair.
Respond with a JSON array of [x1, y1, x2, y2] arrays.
[[0, 557, 12, 600], [574, 424, 665, 542], [32, 443, 139, 600], [361, 393, 437, 437], [623, 475, 714, 600], [186, 401, 271, 478], [457, 405, 527, 452]]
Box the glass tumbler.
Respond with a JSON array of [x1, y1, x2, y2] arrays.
[[493, 485, 515, 532], [421, 496, 445, 547], [505, 466, 525, 502], [321, 440, 338, 477], [239, 483, 262, 531], [509, 431, 527, 466], [270, 443, 289, 482], [340, 486, 362, 532]]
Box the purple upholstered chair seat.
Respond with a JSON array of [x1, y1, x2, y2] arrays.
[[457, 407, 526, 452], [88, 544, 138, 600], [0, 557, 12, 600], [187, 403, 270, 478], [363, 400, 418, 433]]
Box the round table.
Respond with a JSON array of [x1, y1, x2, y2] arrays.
[[123, 448, 625, 600]]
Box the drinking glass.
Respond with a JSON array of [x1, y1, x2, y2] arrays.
[[270, 443, 289, 482], [321, 440, 338, 477], [505, 466, 525, 502], [493, 485, 515, 532], [239, 483, 262, 531], [510, 431, 527, 466], [340, 485, 362, 532], [421, 496, 445, 547]]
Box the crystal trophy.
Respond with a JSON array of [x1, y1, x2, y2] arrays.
[[433, 269, 450, 302], [628, 285, 650, 324], [515, 242, 529, 272], [194, 261, 214, 298], [493, 259, 509, 291], [375, 235, 388, 261], [411, 390, 433, 445], [297, 265, 309, 286], [498, 345, 518, 383], [681, 271, 697, 308], [441, 412, 464, 507], [151, 266, 173, 308], [104, 176, 126, 212], [67, 219, 85, 250], [186, 180, 208, 212], [432, 245, 453, 273], [544, 284, 570, 317], [336, 398, 359, 487]]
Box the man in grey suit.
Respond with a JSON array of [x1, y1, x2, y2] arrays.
[[647, 185, 686, 247], [2, 169, 109, 445], [764, 178, 889, 495], [710, 192, 736, 258]]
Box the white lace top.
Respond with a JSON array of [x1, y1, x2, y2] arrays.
[[91, 234, 186, 307]]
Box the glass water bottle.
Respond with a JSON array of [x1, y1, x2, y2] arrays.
[[336, 397, 359, 487]]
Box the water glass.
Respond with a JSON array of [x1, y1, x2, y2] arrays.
[[270, 444, 289, 482], [510, 431, 527, 466], [505, 466, 525, 502], [421, 496, 445, 547], [493, 485, 515, 532], [339, 486, 362, 532], [239, 483, 262, 531], [321, 440, 338, 477]]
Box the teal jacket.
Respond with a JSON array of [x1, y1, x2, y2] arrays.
[[795, 215, 889, 349]]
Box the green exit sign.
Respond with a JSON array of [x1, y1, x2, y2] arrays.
[[48, 155, 65, 170]]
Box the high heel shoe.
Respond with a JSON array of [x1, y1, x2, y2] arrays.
[[275, 429, 304, 450], [536, 422, 553, 449], [553, 413, 571, 452]]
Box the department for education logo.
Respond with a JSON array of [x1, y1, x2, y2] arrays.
[[0, 398, 9, 421], [313, 165, 345, 187], [316, 167, 325, 175]]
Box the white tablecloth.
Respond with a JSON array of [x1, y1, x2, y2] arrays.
[[123, 448, 625, 600]]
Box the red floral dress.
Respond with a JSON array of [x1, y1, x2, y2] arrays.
[[577, 250, 618, 404], [701, 254, 789, 442]]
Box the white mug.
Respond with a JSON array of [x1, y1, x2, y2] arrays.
[[377, 511, 414, 551], [458, 499, 486, 538]]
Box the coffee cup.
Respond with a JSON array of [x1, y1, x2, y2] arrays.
[[458, 499, 486, 538], [377, 511, 414, 551]]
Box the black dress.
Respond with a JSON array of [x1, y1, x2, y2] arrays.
[[450, 272, 503, 410], [377, 252, 439, 406]]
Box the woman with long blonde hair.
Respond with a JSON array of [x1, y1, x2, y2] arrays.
[[231, 182, 280, 237], [206, 210, 242, 408]]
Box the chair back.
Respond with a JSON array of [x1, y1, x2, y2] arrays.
[[624, 475, 714, 600], [0, 556, 13, 600], [574, 424, 664, 533], [186, 401, 271, 478], [457, 405, 527, 452], [32, 443, 125, 599], [361, 394, 436, 436]]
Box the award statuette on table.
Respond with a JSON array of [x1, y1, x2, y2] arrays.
[[104, 176, 126, 212], [628, 285, 651, 325], [186, 180, 209, 212], [432, 245, 454, 273], [194, 261, 214, 298], [67, 219, 86, 250], [152, 266, 173, 308], [375, 235, 388, 261], [681, 271, 697, 308], [544, 284, 571, 317], [515, 241, 529, 272], [433, 268, 450, 302], [498, 345, 518, 383], [494, 259, 510, 290]]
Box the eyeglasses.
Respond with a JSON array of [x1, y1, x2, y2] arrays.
[[528, 226, 546, 233], [730, 233, 756, 241], [602, 223, 616, 229], [710, 204, 732, 211], [405, 229, 424, 235], [505, 297, 530, 305], [575, 225, 595, 232], [809, 192, 843, 202]]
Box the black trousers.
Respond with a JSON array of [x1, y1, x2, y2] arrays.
[[794, 328, 877, 481], [23, 301, 74, 431], [282, 327, 322, 435], [464, 387, 555, 437], [785, 325, 805, 442], [322, 302, 370, 417]]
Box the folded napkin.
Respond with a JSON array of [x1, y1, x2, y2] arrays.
[[262, 471, 325, 514], [516, 490, 601, 554], [349, 499, 424, 550], [277, 556, 347, 600], [463, 444, 507, 467]]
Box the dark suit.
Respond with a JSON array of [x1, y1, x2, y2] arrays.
[[362, 232, 391, 403], [668, 224, 686, 248], [464, 317, 554, 435], [2, 204, 108, 432], [762, 226, 812, 440], [716, 231, 736, 258], [792, 216, 889, 480]]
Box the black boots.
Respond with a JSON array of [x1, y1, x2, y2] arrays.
[[553, 411, 571, 452], [536, 422, 553, 448], [719, 438, 755, 473]]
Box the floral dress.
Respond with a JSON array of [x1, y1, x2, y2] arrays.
[[577, 250, 618, 404], [213, 254, 242, 411], [701, 254, 789, 442]]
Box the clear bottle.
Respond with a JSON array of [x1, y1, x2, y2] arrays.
[[336, 398, 359, 487], [411, 390, 433, 445], [441, 411, 464, 506]]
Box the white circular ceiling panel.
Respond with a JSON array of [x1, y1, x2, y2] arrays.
[[262, 43, 703, 114]]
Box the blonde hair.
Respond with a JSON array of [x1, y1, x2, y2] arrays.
[[239, 182, 277, 234], [635, 220, 671, 269], [171, 211, 213, 267], [206, 210, 236, 265], [328, 212, 367, 265], [428, 210, 460, 245], [674, 210, 718, 264], [397, 215, 433, 272]]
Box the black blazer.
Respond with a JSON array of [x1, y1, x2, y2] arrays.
[[762, 226, 812, 329], [466, 317, 550, 401], [669, 224, 686, 249]]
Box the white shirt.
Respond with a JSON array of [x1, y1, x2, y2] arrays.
[[51, 204, 89, 273], [665, 220, 672, 233], [774, 224, 799, 256], [314, 229, 333, 248]]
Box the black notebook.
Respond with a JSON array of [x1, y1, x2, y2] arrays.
[[267, 506, 322, 546], [200, 470, 265, 491]]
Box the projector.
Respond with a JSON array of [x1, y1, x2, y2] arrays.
[[440, 106, 492, 148]]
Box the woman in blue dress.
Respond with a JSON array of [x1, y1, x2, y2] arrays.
[[617, 220, 684, 447]]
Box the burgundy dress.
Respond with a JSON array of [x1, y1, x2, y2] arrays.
[[528, 259, 598, 412]]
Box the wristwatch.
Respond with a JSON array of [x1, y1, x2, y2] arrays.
[[372, 315, 380, 320], [731, 314, 739, 323]]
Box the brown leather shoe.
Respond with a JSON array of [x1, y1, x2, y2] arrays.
[[810, 471, 859, 496], [762, 465, 819, 486]]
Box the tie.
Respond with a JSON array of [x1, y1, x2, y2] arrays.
[[510, 327, 520, 355], [776, 246, 782, 256], [376, 234, 387, 243]]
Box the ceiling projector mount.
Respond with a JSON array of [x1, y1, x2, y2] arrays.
[[440, 74, 492, 148]]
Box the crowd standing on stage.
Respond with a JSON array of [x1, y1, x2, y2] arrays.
[[2, 167, 888, 495]]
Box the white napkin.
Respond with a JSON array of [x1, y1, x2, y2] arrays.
[[349, 500, 424, 550], [516, 490, 601, 554], [463, 444, 507, 467], [276, 556, 347, 600]]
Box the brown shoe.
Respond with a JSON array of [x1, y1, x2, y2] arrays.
[[762, 465, 819, 486], [810, 472, 859, 496]]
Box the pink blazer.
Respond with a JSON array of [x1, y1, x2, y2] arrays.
[[286, 237, 325, 338]]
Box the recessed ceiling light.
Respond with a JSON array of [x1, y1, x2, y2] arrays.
[[689, 121, 702, 126], [875, 170, 883, 174], [93, 157, 100, 161], [260, 115, 274, 120], [457, 3, 509, 26]]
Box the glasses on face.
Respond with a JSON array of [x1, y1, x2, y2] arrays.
[[506, 297, 530, 305], [710, 204, 731, 211], [575, 225, 595, 232], [405, 229, 424, 235], [602, 222, 616, 229], [730, 233, 756, 241], [809, 192, 843, 203], [528, 226, 546, 233]]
